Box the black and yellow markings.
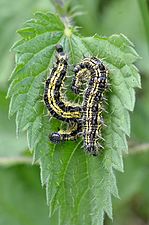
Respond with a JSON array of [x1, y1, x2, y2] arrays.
[[72, 57, 108, 156], [49, 121, 82, 143], [44, 44, 109, 156], [44, 44, 81, 123]]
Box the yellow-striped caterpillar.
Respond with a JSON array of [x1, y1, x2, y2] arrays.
[[44, 45, 109, 156], [44, 45, 82, 142], [72, 57, 108, 156], [44, 44, 81, 122]]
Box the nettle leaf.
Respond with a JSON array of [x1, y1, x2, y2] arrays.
[[8, 11, 140, 225]]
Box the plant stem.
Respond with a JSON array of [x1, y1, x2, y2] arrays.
[[137, 0, 149, 52], [128, 143, 149, 154], [0, 156, 33, 166], [50, 0, 65, 15]]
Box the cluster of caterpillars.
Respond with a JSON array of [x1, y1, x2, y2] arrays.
[[44, 44, 109, 156]]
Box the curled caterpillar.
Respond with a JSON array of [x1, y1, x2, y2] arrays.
[[44, 44, 81, 123], [72, 57, 108, 156], [44, 45, 109, 156]]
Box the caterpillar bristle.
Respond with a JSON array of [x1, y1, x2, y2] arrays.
[[42, 113, 49, 118], [39, 99, 44, 103], [97, 135, 105, 141], [101, 107, 108, 113], [97, 143, 104, 149]]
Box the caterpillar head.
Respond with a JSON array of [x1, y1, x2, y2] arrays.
[[49, 132, 61, 144], [55, 44, 67, 62]]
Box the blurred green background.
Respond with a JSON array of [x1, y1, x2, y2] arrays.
[[0, 0, 149, 224]]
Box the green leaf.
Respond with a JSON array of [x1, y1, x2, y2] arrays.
[[0, 165, 49, 225], [8, 11, 140, 225]]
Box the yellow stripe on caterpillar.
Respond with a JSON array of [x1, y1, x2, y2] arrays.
[[44, 44, 82, 122]]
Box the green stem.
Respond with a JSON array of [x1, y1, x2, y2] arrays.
[[128, 143, 149, 154], [137, 0, 149, 52], [50, 0, 66, 16], [0, 156, 33, 166]]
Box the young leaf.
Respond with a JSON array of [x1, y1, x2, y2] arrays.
[[8, 11, 140, 225]]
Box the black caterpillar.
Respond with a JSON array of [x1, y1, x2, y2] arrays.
[[72, 57, 108, 156], [44, 45, 109, 156], [44, 45, 82, 142]]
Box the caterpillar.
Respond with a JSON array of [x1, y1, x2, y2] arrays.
[[72, 57, 108, 156], [44, 44, 82, 142], [44, 45, 109, 156], [44, 44, 82, 123]]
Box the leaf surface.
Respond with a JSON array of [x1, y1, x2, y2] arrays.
[[8, 11, 140, 225]]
